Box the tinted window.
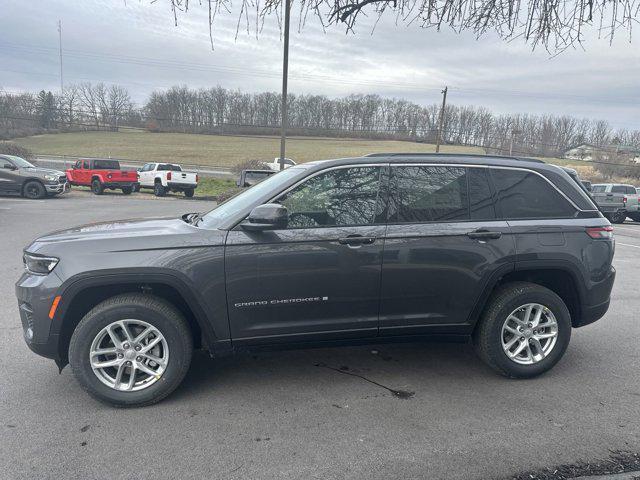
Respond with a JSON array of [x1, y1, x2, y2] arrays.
[[158, 164, 182, 171], [389, 166, 468, 223], [83, 160, 90, 169], [626, 186, 636, 194], [74, 160, 82, 169], [93, 160, 120, 170], [592, 185, 606, 193], [612, 185, 626, 194], [277, 167, 383, 228], [469, 168, 496, 220], [492, 169, 576, 219]]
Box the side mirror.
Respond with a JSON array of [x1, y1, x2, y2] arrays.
[[3, 163, 16, 170], [242, 204, 288, 231]]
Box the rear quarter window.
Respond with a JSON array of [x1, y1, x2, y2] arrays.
[[491, 169, 576, 219]]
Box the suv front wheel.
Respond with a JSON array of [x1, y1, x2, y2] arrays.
[[69, 294, 193, 407], [473, 282, 571, 378]]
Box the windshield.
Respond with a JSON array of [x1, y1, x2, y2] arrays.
[[200, 166, 306, 229], [4, 155, 35, 168]]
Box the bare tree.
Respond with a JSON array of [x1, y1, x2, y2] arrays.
[[161, 0, 638, 53]]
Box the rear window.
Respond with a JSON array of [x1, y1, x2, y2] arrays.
[[158, 164, 182, 171], [612, 185, 626, 194], [592, 185, 607, 193], [491, 169, 576, 219], [93, 160, 120, 170]]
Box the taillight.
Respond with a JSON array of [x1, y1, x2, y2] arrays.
[[107, 173, 112, 179], [623, 196, 628, 203], [196, 174, 199, 183], [167, 172, 172, 180], [586, 226, 614, 239]]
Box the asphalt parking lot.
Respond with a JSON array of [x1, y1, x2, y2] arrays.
[[1, 191, 639, 480]]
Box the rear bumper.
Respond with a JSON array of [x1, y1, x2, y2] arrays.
[[103, 182, 139, 189], [167, 182, 197, 190], [575, 265, 616, 327]]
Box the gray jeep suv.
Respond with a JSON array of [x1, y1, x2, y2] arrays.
[[15, 154, 616, 406]]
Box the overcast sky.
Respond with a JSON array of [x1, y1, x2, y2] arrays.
[[1, 0, 638, 129]]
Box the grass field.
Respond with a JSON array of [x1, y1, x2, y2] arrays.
[[13, 130, 487, 167]]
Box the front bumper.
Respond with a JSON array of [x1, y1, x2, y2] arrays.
[[44, 182, 70, 195], [15, 271, 63, 360]]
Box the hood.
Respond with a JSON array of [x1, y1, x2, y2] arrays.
[[26, 216, 222, 254], [21, 166, 66, 177]]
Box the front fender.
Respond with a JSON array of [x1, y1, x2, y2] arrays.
[[53, 268, 231, 357]]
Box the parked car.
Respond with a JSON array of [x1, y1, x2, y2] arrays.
[[237, 169, 276, 187], [264, 157, 296, 171], [66, 159, 138, 195], [137, 163, 198, 197], [0, 154, 69, 199], [590, 183, 640, 223], [16, 153, 615, 407]]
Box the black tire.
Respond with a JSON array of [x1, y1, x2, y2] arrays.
[[122, 186, 133, 195], [91, 179, 104, 195], [22, 180, 46, 199], [473, 281, 571, 378], [184, 188, 195, 198], [611, 211, 627, 224], [629, 214, 640, 223], [133, 184, 141, 192], [69, 293, 193, 407], [154, 182, 166, 197]]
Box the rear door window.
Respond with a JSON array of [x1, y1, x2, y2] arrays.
[[388, 166, 469, 223], [469, 168, 496, 220], [491, 169, 576, 219]]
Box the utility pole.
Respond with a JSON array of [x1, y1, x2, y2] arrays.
[[278, 0, 291, 171], [58, 20, 63, 93], [509, 129, 522, 156], [435, 86, 447, 153]]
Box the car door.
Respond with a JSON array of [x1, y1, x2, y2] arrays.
[[379, 165, 516, 336], [224, 164, 388, 345], [140, 163, 154, 186], [0, 157, 21, 194]]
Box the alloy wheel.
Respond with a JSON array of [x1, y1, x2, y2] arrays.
[[89, 319, 169, 392], [501, 303, 559, 365]]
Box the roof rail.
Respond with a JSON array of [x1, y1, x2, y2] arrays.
[[363, 152, 545, 163]]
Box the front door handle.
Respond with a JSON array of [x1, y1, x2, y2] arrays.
[[338, 235, 376, 246], [467, 229, 502, 240]]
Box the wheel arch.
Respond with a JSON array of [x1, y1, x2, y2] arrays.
[[54, 271, 223, 365], [21, 177, 45, 195], [470, 262, 585, 330]]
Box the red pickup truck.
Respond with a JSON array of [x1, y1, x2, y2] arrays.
[[66, 159, 139, 195]]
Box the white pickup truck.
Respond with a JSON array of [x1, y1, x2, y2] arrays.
[[264, 158, 296, 171], [137, 163, 198, 197]]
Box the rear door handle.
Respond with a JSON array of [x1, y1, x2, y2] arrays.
[[338, 235, 376, 246], [467, 229, 502, 240]]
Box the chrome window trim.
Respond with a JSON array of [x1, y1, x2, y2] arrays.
[[230, 161, 595, 230]]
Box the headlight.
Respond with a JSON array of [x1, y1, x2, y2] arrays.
[[43, 174, 57, 182], [23, 253, 59, 275]]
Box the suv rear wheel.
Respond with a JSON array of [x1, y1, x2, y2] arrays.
[[473, 282, 571, 378], [69, 294, 193, 407]]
